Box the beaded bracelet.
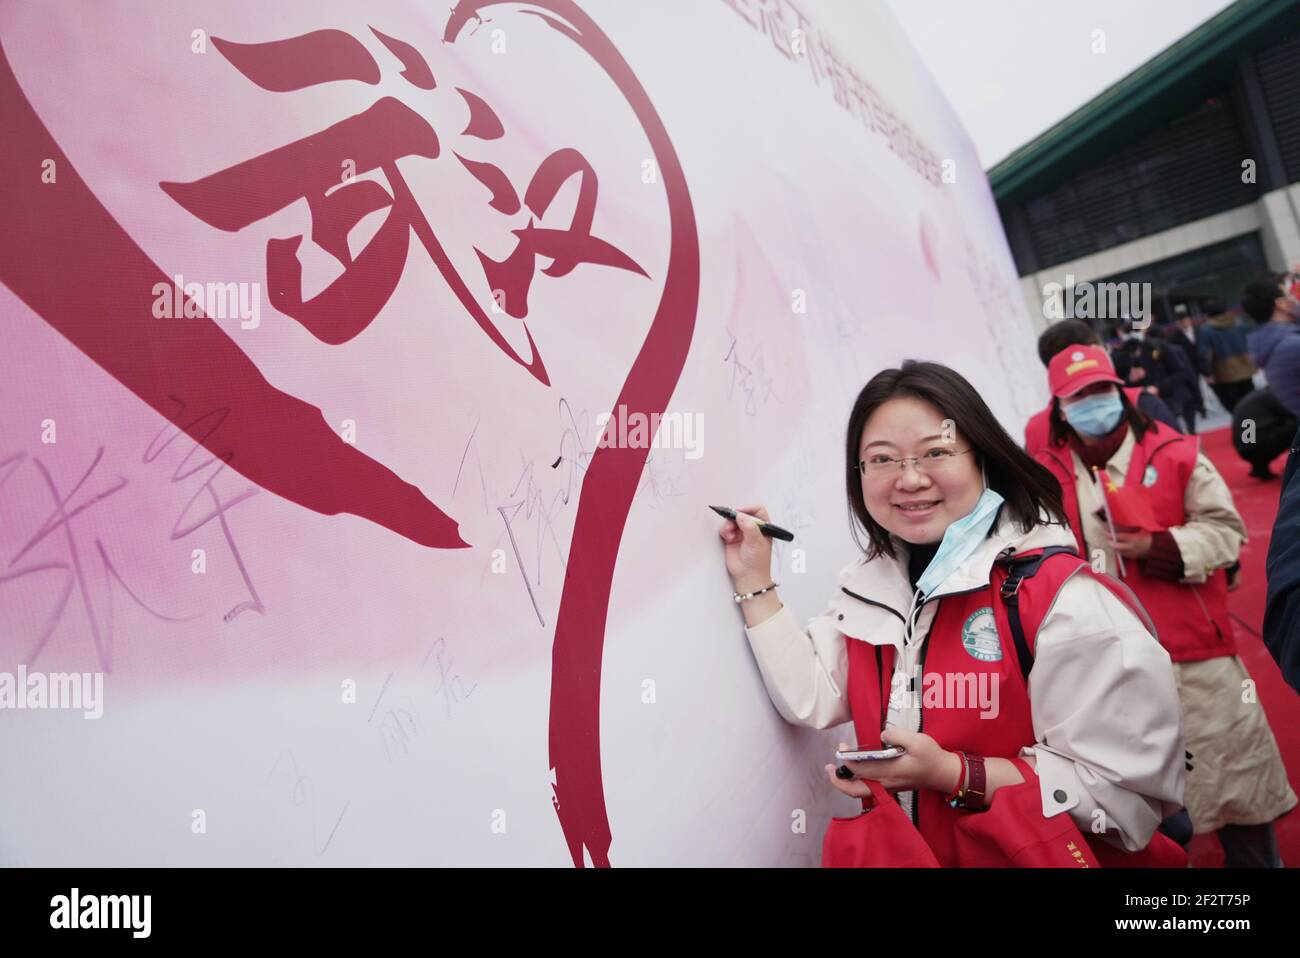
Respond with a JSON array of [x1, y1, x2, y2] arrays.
[[733, 582, 778, 603]]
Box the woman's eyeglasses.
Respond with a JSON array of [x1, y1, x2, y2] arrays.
[[853, 447, 975, 477]]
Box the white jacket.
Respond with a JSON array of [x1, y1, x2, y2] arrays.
[[742, 510, 1187, 852]]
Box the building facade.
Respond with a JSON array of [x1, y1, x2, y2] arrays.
[[992, 0, 1300, 332]]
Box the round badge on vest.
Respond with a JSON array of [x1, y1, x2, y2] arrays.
[[962, 607, 1002, 662], [1143, 464, 1158, 487]]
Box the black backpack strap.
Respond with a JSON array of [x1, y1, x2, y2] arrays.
[[999, 546, 1080, 681]]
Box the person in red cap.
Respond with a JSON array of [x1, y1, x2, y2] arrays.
[[1023, 320, 1180, 457], [1034, 345, 1296, 867]]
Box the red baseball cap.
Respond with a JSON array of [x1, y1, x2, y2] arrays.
[[1048, 344, 1124, 398]]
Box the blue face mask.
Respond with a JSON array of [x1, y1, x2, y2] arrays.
[[1062, 392, 1124, 437], [914, 484, 1005, 597]]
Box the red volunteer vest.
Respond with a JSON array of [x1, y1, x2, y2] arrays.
[[842, 556, 1180, 867], [1035, 422, 1236, 662]]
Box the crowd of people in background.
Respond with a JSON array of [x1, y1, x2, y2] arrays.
[[1025, 271, 1300, 864], [1087, 272, 1300, 479]]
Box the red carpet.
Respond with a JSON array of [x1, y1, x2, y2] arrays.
[[1187, 427, 1298, 867]]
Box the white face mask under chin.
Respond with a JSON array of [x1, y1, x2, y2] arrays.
[[913, 474, 1004, 598]]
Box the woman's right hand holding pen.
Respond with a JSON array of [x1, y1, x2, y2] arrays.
[[719, 503, 781, 626]]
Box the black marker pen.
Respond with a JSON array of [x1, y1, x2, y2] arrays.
[[708, 505, 794, 541]]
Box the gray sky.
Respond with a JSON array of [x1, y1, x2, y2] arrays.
[[886, 0, 1238, 169]]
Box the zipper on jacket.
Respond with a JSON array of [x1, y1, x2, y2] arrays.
[[914, 631, 930, 829], [904, 582, 989, 829], [1189, 582, 1224, 639], [909, 613, 938, 829], [906, 587, 925, 641]]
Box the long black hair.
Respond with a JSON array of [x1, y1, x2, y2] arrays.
[[1047, 386, 1152, 448], [845, 361, 1066, 559]]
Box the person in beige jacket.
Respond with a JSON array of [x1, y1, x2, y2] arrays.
[[720, 360, 1186, 863], [1035, 344, 1296, 866]]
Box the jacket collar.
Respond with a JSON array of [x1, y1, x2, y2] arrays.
[[1068, 424, 1137, 481], [1041, 418, 1185, 478], [837, 509, 1078, 620]]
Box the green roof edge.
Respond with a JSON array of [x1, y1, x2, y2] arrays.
[[988, 0, 1295, 200]]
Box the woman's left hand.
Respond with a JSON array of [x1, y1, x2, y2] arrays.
[[1110, 529, 1153, 559], [825, 727, 961, 797]]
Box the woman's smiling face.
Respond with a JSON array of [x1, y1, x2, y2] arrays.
[[857, 395, 983, 545]]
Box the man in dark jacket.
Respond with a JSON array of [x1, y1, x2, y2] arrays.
[[1167, 307, 1201, 371], [1167, 307, 1208, 423], [1112, 322, 1200, 432], [1264, 425, 1300, 694], [1244, 274, 1300, 418], [1233, 387, 1298, 479]]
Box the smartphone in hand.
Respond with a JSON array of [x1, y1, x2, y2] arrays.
[[835, 744, 905, 761]]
